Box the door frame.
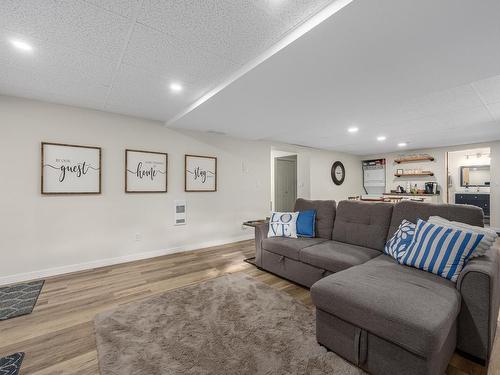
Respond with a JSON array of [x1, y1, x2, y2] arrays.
[[272, 153, 298, 212]]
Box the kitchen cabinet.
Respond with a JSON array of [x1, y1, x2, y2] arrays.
[[454, 193, 490, 218]]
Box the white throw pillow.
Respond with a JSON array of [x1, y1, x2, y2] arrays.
[[428, 216, 498, 258], [268, 212, 299, 238]]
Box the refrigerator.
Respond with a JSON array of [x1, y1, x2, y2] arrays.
[[362, 159, 386, 196]]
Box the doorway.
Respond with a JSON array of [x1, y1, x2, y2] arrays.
[[446, 147, 491, 224], [274, 155, 297, 212]]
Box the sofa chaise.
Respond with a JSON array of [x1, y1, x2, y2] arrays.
[[254, 199, 500, 374]]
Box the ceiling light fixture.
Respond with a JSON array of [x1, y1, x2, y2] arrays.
[[169, 82, 183, 93], [398, 142, 408, 147], [377, 136, 387, 142], [347, 127, 359, 133], [9, 38, 33, 52]]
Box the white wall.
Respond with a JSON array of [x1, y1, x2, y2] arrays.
[[365, 141, 500, 227], [0, 96, 362, 284], [269, 147, 363, 210]]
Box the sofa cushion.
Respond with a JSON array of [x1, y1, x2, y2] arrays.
[[294, 198, 336, 240], [300, 241, 380, 273], [399, 219, 484, 282], [388, 201, 484, 240], [261, 237, 327, 260], [311, 255, 461, 358], [331, 200, 393, 251]]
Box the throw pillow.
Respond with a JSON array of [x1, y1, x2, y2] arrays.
[[428, 216, 498, 258], [399, 219, 484, 282], [384, 219, 416, 261], [268, 212, 299, 238], [296, 210, 316, 238]]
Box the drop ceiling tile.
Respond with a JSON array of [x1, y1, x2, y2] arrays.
[[472, 74, 500, 104], [137, 0, 285, 65], [122, 23, 240, 90], [106, 64, 202, 121], [485, 102, 500, 121], [368, 100, 424, 127], [425, 122, 500, 146], [0, 63, 108, 109], [253, 0, 333, 31], [0, 29, 115, 87], [431, 106, 493, 128], [411, 84, 484, 117], [0, 0, 131, 60], [83, 0, 141, 18]]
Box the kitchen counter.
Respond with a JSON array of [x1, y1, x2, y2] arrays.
[[383, 192, 440, 196], [383, 192, 440, 204], [454, 191, 490, 195]]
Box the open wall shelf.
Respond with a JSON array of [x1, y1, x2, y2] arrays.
[[395, 156, 435, 164], [395, 172, 434, 177]]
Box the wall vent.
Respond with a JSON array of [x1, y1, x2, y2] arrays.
[[174, 200, 186, 226]]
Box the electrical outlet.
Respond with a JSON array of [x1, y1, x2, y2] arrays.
[[135, 233, 142, 241]]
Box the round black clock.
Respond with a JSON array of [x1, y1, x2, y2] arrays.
[[331, 161, 345, 185]]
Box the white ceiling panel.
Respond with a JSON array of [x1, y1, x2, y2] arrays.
[[137, 0, 289, 64], [485, 102, 500, 121], [105, 64, 201, 121], [472, 75, 500, 104], [0, 63, 108, 110], [122, 23, 239, 90], [411, 84, 485, 117], [0, 29, 115, 87], [431, 106, 493, 129], [83, 0, 141, 18], [253, 0, 333, 32], [0, 0, 131, 60]]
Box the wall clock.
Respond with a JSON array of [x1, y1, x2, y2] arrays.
[[331, 161, 345, 185]]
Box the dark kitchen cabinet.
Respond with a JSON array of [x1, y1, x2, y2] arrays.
[[455, 193, 490, 218]]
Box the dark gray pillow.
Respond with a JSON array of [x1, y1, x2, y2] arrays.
[[294, 199, 336, 240]]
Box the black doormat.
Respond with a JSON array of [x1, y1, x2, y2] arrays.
[[0, 352, 24, 375], [0, 280, 44, 321]]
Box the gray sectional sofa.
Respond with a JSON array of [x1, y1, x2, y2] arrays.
[[254, 199, 500, 375]]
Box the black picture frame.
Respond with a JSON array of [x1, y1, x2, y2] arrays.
[[331, 161, 345, 185]]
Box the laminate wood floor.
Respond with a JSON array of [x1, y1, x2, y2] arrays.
[[0, 239, 496, 375]]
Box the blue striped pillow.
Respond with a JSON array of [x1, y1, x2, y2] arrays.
[[399, 219, 484, 282]]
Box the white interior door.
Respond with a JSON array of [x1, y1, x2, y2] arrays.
[[274, 156, 297, 212]]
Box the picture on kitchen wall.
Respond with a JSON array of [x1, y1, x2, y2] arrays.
[[125, 149, 168, 193], [41, 142, 101, 194], [185, 154, 217, 192]]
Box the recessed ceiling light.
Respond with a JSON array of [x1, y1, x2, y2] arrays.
[[377, 136, 387, 142], [347, 127, 359, 133], [169, 82, 183, 93], [398, 142, 408, 147], [9, 38, 33, 52]]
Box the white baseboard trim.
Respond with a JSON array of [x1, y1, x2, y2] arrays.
[[0, 233, 254, 286]]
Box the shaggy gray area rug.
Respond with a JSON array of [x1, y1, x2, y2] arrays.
[[94, 273, 363, 375]]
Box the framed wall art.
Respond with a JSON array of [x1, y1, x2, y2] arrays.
[[125, 149, 168, 193], [185, 154, 217, 192], [41, 142, 101, 195]]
